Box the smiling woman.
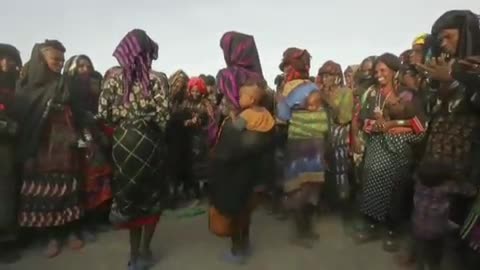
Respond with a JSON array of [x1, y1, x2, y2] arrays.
[[356, 53, 427, 252], [11, 40, 88, 258]]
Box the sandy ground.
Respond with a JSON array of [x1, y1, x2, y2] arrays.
[[6, 207, 410, 270]]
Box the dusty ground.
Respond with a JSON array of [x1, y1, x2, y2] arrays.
[[6, 207, 410, 270]]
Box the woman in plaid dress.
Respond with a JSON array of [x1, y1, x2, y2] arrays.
[[98, 29, 170, 270]]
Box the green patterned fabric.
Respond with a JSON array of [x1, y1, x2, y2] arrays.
[[288, 110, 329, 140]]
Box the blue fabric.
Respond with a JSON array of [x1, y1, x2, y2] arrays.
[[285, 154, 325, 180], [276, 82, 318, 121]]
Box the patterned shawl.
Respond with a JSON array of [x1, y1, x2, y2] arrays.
[[113, 29, 158, 103], [216, 31, 264, 110]]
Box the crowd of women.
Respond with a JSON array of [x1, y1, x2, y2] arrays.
[[0, 8, 479, 270]]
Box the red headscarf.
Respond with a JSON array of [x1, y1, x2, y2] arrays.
[[188, 77, 208, 95], [279, 48, 311, 82]]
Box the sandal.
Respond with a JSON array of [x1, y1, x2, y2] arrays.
[[45, 239, 61, 258]]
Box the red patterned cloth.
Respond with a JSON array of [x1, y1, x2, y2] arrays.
[[116, 215, 160, 229]]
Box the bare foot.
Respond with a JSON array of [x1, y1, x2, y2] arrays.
[[44, 239, 61, 258], [68, 234, 84, 250], [394, 252, 416, 269], [139, 249, 155, 268]]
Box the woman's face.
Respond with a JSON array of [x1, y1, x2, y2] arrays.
[[375, 62, 394, 87], [439, 29, 459, 56], [0, 57, 17, 73], [402, 73, 419, 90], [321, 73, 337, 88], [410, 44, 424, 65], [189, 87, 201, 100], [76, 58, 93, 76], [43, 48, 65, 73], [360, 60, 373, 78]]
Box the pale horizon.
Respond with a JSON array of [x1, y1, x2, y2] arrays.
[[2, 0, 479, 85]]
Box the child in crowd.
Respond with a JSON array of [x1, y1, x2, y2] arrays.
[[412, 159, 477, 270], [231, 82, 275, 132]]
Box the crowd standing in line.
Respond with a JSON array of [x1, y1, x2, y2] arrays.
[[0, 8, 480, 270]]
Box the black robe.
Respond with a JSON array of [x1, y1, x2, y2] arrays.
[[209, 118, 274, 217]]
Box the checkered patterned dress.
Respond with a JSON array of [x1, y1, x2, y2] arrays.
[[98, 69, 169, 224]]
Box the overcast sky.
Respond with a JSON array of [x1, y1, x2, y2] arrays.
[[2, 0, 478, 84]]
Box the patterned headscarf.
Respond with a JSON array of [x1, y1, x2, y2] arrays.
[[216, 31, 264, 109], [431, 10, 480, 58], [188, 77, 208, 95], [169, 69, 189, 103], [279, 48, 311, 82], [113, 29, 158, 103]]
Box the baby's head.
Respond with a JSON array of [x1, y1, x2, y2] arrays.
[[306, 90, 323, 112], [415, 159, 452, 187], [239, 79, 267, 109]]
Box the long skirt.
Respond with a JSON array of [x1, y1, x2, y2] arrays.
[[82, 143, 112, 210], [109, 122, 166, 227], [282, 138, 325, 210], [327, 124, 351, 202], [18, 108, 83, 228], [360, 132, 423, 222], [209, 194, 260, 238]]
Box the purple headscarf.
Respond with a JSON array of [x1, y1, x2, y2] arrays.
[[216, 31, 264, 109], [113, 29, 158, 103]]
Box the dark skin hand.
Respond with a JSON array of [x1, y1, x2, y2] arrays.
[[416, 57, 454, 82], [371, 118, 395, 133], [457, 56, 480, 74]]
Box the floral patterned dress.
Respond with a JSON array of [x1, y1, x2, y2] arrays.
[[98, 68, 170, 226]]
